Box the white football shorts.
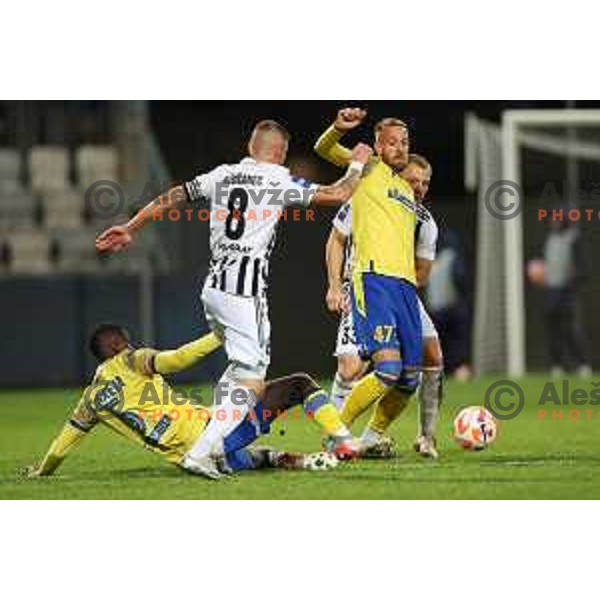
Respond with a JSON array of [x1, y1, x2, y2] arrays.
[[202, 284, 271, 379]]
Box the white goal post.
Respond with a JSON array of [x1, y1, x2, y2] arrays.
[[466, 109, 600, 376]]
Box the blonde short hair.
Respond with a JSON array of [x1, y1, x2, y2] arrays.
[[374, 117, 408, 138], [408, 153, 432, 174], [252, 119, 290, 142]]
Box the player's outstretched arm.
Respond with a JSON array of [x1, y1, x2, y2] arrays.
[[311, 143, 372, 206], [314, 107, 367, 168], [95, 184, 189, 253], [129, 332, 222, 376], [325, 227, 349, 314], [27, 406, 94, 477]]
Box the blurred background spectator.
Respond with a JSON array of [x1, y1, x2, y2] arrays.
[[527, 213, 592, 377], [426, 229, 473, 381]]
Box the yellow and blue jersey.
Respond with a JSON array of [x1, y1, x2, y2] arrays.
[[72, 349, 209, 464], [36, 333, 223, 476], [315, 125, 421, 362], [351, 162, 420, 362], [351, 159, 417, 284], [314, 124, 418, 286]]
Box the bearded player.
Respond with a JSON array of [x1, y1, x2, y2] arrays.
[[324, 149, 443, 458], [314, 107, 423, 446], [24, 325, 354, 480]]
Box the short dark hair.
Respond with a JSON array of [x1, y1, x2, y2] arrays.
[[88, 323, 129, 361], [252, 119, 291, 142]]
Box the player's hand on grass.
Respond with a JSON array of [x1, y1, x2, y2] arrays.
[[18, 464, 42, 478], [351, 142, 373, 165], [334, 107, 366, 132], [326, 284, 347, 314], [95, 225, 133, 253]]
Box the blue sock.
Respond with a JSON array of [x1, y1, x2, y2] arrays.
[[304, 390, 329, 415], [225, 449, 255, 472], [223, 401, 271, 454]]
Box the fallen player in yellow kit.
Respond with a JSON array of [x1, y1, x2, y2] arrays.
[[24, 324, 356, 480]]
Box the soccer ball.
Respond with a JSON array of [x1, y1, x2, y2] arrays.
[[453, 406, 497, 451], [303, 452, 339, 471]]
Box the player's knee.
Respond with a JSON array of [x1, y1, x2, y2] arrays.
[[299, 377, 329, 415], [262, 373, 321, 415], [337, 356, 364, 383], [424, 355, 444, 370], [287, 372, 321, 399], [423, 338, 444, 369], [226, 361, 267, 382], [394, 369, 421, 395], [373, 359, 403, 387]]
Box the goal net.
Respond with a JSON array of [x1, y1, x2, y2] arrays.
[[466, 109, 600, 376]]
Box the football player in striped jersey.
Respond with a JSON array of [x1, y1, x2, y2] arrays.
[[96, 121, 372, 469]]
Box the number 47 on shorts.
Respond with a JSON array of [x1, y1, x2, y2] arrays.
[[373, 325, 395, 344]]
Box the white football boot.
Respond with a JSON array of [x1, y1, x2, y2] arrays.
[[414, 435, 439, 459], [181, 453, 224, 480]]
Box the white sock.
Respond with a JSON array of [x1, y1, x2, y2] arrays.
[[329, 372, 355, 410], [419, 369, 443, 439], [187, 374, 254, 460], [360, 427, 381, 446]]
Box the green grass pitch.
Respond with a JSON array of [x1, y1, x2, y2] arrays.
[[1, 376, 599, 499]]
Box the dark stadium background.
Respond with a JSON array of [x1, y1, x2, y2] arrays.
[[0, 100, 599, 387]]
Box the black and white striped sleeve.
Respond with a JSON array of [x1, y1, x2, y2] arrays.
[[184, 166, 221, 203], [332, 201, 352, 236]]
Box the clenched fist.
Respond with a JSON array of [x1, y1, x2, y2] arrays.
[[334, 107, 367, 132], [351, 142, 373, 165]]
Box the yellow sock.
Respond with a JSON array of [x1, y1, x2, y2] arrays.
[[368, 387, 413, 434], [340, 373, 390, 428], [305, 392, 350, 437]]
